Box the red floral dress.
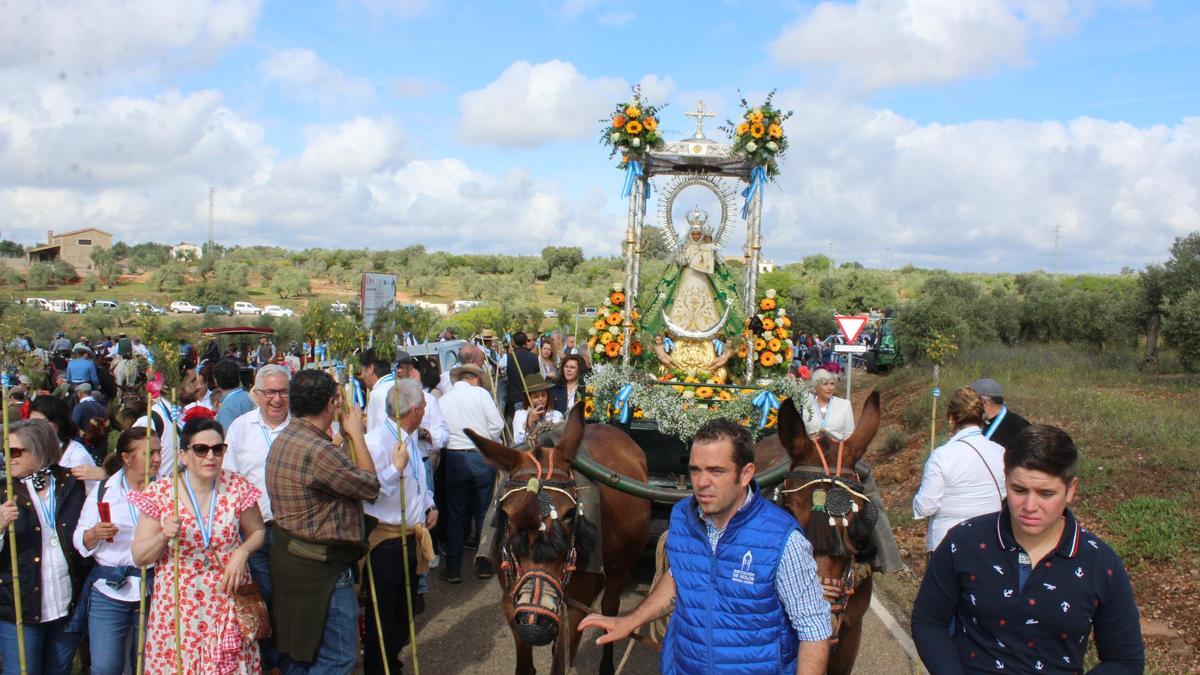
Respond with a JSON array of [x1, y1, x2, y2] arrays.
[[129, 470, 262, 675]]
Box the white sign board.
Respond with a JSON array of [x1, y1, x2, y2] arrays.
[[360, 273, 397, 328], [835, 315, 870, 344], [834, 344, 868, 354]]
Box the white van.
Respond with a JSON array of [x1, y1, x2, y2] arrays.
[[233, 301, 261, 316], [92, 300, 119, 311], [25, 297, 50, 310], [47, 299, 75, 313]]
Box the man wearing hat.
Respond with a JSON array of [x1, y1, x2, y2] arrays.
[[971, 377, 1031, 450], [51, 331, 72, 354], [438, 363, 504, 583], [66, 343, 100, 389]]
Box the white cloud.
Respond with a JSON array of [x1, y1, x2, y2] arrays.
[[458, 60, 628, 147], [259, 48, 375, 108], [770, 0, 1094, 91], [390, 75, 446, 98]]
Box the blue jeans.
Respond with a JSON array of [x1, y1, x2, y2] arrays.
[[248, 524, 285, 669], [444, 450, 497, 573], [283, 567, 358, 675], [0, 616, 77, 675], [88, 593, 144, 675]]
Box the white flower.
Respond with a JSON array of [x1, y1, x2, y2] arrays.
[[608, 325, 620, 335], [601, 308, 609, 316], [745, 141, 758, 152], [765, 289, 777, 299], [588, 328, 597, 336], [631, 137, 641, 148], [766, 141, 779, 152], [613, 284, 624, 292], [610, 132, 621, 143], [777, 308, 787, 317], [594, 343, 604, 354], [681, 389, 695, 399], [763, 331, 774, 341]]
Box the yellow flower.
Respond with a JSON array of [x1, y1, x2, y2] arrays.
[[625, 105, 641, 119], [606, 312, 622, 325], [695, 386, 714, 400], [643, 117, 657, 131], [750, 123, 765, 139], [625, 120, 643, 134], [593, 319, 606, 331], [632, 409, 645, 419], [584, 400, 595, 418], [600, 331, 614, 344], [736, 122, 750, 136], [768, 124, 783, 139], [768, 338, 782, 352], [754, 338, 767, 351], [749, 110, 765, 124], [717, 389, 733, 401]]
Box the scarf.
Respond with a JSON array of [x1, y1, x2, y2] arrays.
[[23, 467, 53, 491]]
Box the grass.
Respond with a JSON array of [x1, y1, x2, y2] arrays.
[[1106, 497, 1200, 563]]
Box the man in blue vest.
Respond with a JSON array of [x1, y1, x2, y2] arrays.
[[580, 418, 831, 674]]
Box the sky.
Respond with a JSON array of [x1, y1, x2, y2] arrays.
[[1, 0, 1198, 273]]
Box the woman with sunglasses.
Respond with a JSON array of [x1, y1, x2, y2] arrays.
[[130, 408, 266, 674], [70, 428, 162, 675], [0, 419, 89, 674]]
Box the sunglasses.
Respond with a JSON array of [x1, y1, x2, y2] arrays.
[[187, 443, 228, 458], [5, 447, 26, 459]]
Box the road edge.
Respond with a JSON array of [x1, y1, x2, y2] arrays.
[[870, 590, 928, 675]]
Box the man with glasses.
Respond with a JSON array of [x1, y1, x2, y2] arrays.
[[224, 363, 292, 671]]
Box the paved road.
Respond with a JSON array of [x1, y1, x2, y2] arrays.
[[393, 571, 924, 674]]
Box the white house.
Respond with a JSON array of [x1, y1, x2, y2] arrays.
[[171, 243, 203, 260]]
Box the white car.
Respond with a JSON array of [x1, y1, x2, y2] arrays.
[[543, 308, 558, 318], [233, 301, 262, 316], [25, 297, 50, 311], [330, 302, 349, 314], [262, 305, 294, 318], [91, 300, 119, 311], [170, 301, 202, 314]]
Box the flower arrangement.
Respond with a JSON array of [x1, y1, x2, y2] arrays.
[[599, 86, 666, 167], [744, 289, 792, 375], [722, 91, 793, 178], [587, 284, 634, 363], [585, 365, 810, 439]]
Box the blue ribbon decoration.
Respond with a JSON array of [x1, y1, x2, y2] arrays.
[[752, 390, 780, 429], [621, 160, 644, 199], [613, 384, 635, 424], [712, 339, 724, 356], [741, 165, 768, 219], [662, 336, 674, 353]]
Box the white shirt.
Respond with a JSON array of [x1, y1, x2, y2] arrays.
[[132, 342, 151, 358], [136, 398, 180, 480], [418, 390, 449, 459], [364, 423, 435, 528], [440, 380, 505, 449], [912, 426, 1006, 551], [802, 394, 855, 441], [436, 372, 453, 398], [365, 375, 396, 433], [72, 469, 150, 602], [224, 408, 290, 522], [59, 439, 99, 494], [512, 409, 564, 446], [28, 478, 72, 621]]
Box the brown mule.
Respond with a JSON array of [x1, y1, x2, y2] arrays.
[[754, 391, 883, 675], [466, 404, 651, 675]]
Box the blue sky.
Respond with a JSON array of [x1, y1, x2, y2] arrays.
[[2, 0, 1198, 273]]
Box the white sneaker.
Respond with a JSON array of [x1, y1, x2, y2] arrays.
[[429, 554, 440, 569]]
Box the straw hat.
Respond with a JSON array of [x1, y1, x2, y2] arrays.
[[451, 363, 493, 392]]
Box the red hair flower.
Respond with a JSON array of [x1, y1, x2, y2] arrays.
[[146, 371, 164, 397], [182, 406, 217, 423]]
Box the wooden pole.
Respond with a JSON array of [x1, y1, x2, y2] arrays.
[[135, 386, 155, 675], [394, 395, 420, 675], [2, 380, 29, 675], [929, 365, 940, 455]]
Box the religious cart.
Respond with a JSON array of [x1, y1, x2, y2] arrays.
[[572, 94, 806, 512]]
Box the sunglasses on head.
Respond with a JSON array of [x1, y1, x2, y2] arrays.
[[187, 443, 228, 458]]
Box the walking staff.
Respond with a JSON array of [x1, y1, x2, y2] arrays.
[[1, 377, 28, 674]]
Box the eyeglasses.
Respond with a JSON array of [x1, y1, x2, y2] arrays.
[[255, 389, 289, 399], [188, 443, 228, 458], [5, 447, 26, 459]]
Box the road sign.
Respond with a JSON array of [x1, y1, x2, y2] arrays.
[[835, 314, 870, 344], [834, 344, 868, 354]]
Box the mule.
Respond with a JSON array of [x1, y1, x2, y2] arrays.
[[467, 403, 651, 675], [754, 391, 882, 675]]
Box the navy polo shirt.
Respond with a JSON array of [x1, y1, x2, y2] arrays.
[[912, 502, 1144, 674]]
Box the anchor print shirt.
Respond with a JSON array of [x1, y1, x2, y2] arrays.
[[911, 502, 1144, 674]]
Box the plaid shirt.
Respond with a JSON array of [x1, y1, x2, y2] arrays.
[[265, 417, 380, 544]]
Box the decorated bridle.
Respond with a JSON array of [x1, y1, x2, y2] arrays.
[[777, 438, 874, 643], [496, 444, 581, 629]]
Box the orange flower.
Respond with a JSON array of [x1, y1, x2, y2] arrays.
[[768, 338, 782, 352], [737, 345, 748, 358], [717, 389, 733, 401], [760, 351, 777, 367], [695, 387, 714, 400], [776, 329, 789, 340], [587, 337, 597, 349], [606, 312, 622, 326], [593, 319, 606, 331], [630, 340, 643, 356], [736, 122, 750, 136], [625, 105, 641, 119], [610, 291, 625, 306], [768, 124, 783, 139], [761, 317, 776, 331], [630, 309, 640, 321], [605, 341, 622, 358], [625, 120, 643, 134], [754, 338, 767, 351], [612, 115, 626, 129], [750, 123, 765, 138], [781, 317, 792, 328], [759, 298, 777, 311], [643, 117, 657, 131]]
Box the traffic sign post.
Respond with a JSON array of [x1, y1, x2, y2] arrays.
[[833, 315, 870, 401]]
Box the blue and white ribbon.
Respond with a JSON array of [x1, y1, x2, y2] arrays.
[[752, 390, 780, 429], [712, 339, 724, 356], [662, 336, 674, 353], [351, 378, 366, 409], [741, 165, 768, 219], [621, 160, 644, 199], [613, 383, 636, 424]]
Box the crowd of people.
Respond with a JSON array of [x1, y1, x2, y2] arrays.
[[0, 321, 1146, 674]]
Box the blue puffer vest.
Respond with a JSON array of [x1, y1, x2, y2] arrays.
[[662, 482, 800, 675]]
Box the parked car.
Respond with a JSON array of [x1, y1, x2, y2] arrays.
[[580, 307, 599, 317], [205, 304, 234, 316], [47, 299, 76, 314], [233, 301, 261, 316], [25, 297, 50, 311], [543, 308, 558, 318], [262, 305, 294, 318], [91, 300, 119, 311], [127, 301, 166, 315], [170, 301, 202, 314]]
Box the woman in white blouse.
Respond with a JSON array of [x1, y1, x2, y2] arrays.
[[913, 385, 1006, 552], [512, 374, 563, 446], [28, 395, 105, 488], [72, 428, 162, 675], [802, 368, 855, 440]]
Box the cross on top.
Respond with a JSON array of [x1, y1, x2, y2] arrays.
[[684, 100, 715, 139]]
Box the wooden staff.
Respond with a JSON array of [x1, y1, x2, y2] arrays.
[[344, 363, 394, 675], [1, 379, 28, 674], [135, 384, 155, 675], [393, 393, 420, 675]]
